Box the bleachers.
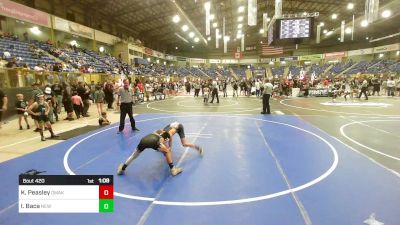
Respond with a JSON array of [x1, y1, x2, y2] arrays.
[[0, 38, 57, 68], [329, 61, 353, 74], [309, 63, 329, 76], [233, 68, 246, 77], [271, 66, 285, 76]]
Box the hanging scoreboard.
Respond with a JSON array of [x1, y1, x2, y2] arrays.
[[279, 18, 312, 39], [19, 175, 113, 213]]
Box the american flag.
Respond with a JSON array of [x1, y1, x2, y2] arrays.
[[261, 43, 283, 55]]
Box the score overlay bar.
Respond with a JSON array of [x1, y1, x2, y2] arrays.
[[19, 175, 113, 213]]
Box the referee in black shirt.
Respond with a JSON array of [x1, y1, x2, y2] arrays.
[[117, 79, 139, 133]]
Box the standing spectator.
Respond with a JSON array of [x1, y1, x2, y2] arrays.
[[62, 82, 74, 121], [358, 79, 369, 100], [117, 79, 139, 133], [0, 89, 8, 128], [222, 80, 228, 98], [210, 79, 219, 103], [15, 94, 30, 130], [104, 81, 114, 110], [52, 80, 63, 114], [29, 83, 43, 131], [194, 82, 200, 97], [71, 92, 83, 119], [255, 80, 261, 97], [94, 85, 105, 117], [386, 76, 395, 97], [232, 81, 239, 97], [261, 79, 273, 114], [76, 82, 90, 117]]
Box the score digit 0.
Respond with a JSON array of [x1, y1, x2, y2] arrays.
[[99, 185, 113, 199]]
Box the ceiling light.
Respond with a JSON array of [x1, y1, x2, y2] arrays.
[[266, 17, 271, 22], [331, 14, 338, 20], [194, 37, 199, 42], [210, 14, 215, 20], [175, 46, 178, 49], [189, 32, 195, 38], [207, 37, 211, 41], [224, 36, 230, 42], [30, 26, 41, 35], [347, 3, 354, 10], [99, 46, 104, 52], [323, 29, 328, 34], [192, 46, 194, 48], [379, 53, 384, 58], [396, 50, 399, 56], [303, 12, 307, 16], [238, 6, 245, 13], [213, 22, 218, 28], [319, 22, 324, 27], [181, 24, 189, 31], [269, 61, 274, 65], [361, 20, 368, 27], [204, 1, 211, 10], [326, 31, 333, 36], [237, 29, 242, 34], [382, 10, 391, 18], [259, 29, 264, 34], [260, 41, 263, 44], [281, 61, 286, 64], [236, 33, 241, 39], [345, 27, 352, 34], [172, 15, 180, 23], [366, 37, 369, 40], [237, 24, 243, 29], [238, 16, 243, 22]]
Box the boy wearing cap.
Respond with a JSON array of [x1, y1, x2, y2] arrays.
[[28, 94, 59, 141]]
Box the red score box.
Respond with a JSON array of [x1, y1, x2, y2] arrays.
[[99, 185, 114, 199]]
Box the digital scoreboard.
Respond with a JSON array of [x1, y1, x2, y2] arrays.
[[279, 18, 312, 39], [19, 175, 113, 213]]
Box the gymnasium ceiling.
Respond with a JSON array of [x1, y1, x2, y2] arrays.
[[16, 0, 400, 56]]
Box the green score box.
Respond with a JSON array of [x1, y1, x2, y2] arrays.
[[99, 199, 114, 213]]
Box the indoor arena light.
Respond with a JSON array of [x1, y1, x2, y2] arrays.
[[172, 15, 181, 23], [347, 3, 354, 10], [381, 10, 391, 18], [181, 24, 189, 32], [361, 20, 368, 27]]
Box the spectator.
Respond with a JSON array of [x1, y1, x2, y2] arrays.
[[0, 88, 8, 128]]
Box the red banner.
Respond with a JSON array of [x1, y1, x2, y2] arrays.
[[0, 0, 50, 27], [324, 51, 346, 59], [144, 47, 153, 56]]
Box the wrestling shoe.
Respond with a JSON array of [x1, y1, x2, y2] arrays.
[[117, 164, 125, 175], [170, 167, 183, 176], [198, 147, 204, 156]]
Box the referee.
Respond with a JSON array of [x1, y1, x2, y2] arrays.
[[261, 79, 273, 114], [117, 79, 139, 133]]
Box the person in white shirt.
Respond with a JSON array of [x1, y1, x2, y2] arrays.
[[386, 76, 396, 97], [261, 79, 274, 114], [255, 80, 261, 97]]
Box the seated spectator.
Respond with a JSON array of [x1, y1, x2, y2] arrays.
[[98, 112, 111, 126]]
